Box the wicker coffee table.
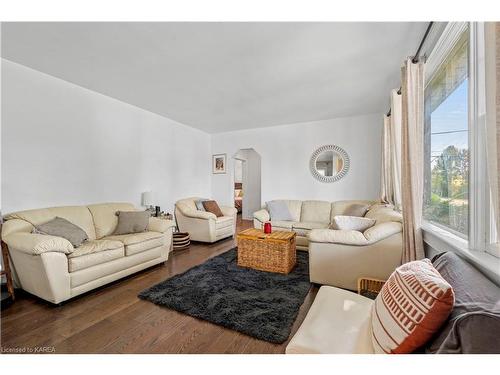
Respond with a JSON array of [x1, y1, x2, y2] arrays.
[[237, 228, 297, 274]]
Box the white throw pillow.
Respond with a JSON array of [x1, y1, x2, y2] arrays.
[[266, 200, 294, 221], [330, 215, 376, 232]]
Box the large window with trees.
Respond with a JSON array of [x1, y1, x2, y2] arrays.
[[423, 31, 469, 237]]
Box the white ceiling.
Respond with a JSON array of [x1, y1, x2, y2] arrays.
[[1, 22, 427, 133]]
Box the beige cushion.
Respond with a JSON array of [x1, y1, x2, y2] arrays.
[[343, 203, 371, 217], [292, 221, 329, 237], [300, 200, 332, 223], [87, 203, 136, 239], [68, 239, 124, 272], [113, 211, 150, 235], [365, 204, 403, 224], [106, 231, 165, 256], [286, 286, 374, 354], [331, 216, 376, 232], [4, 205, 97, 240]]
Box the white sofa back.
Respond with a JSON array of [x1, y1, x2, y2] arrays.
[[264, 199, 376, 224], [3, 202, 137, 240]]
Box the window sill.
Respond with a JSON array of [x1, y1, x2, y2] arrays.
[[422, 222, 500, 285]]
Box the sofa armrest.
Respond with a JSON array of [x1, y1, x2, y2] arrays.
[[148, 217, 175, 233], [308, 222, 402, 246], [180, 209, 217, 221], [253, 209, 270, 223], [363, 222, 402, 243], [220, 206, 237, 217], [308, 229, 369, 245], [3, 232, 74, 255]]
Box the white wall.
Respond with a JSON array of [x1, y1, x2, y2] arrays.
[[211, 113, 382, 208], [1, 59, 212, 214]]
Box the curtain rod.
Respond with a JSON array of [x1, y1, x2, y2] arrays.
[[386, 21, 434, 117]]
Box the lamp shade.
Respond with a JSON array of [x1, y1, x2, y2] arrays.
[[142, 191, 154, 206]]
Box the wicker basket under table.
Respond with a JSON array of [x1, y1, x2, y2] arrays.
[[237, 228, 297, 274], [357, 277, 386, 300]]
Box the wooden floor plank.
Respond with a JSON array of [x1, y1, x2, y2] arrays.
[[0, 218, 318, 354]]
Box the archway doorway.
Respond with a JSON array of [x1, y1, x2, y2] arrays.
[[233, 148, 261, 220]]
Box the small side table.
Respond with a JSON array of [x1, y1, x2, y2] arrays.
[[1, 237, 15, 302]]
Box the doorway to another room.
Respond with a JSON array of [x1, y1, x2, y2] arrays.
[[233, 148, 261, 221]]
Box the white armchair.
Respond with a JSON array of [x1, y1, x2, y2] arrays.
[[175, 197, 237, 243], [308, 205, 403, 290]]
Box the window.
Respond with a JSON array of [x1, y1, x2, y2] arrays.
[[423, 31, 469, 237]]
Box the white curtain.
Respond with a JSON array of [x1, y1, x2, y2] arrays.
[[401, 59, 425, 263], [381, 90, 403, 209], [485, 22, 500, 253], [381, 114, 393, 204], [390, 90, 403, 210]]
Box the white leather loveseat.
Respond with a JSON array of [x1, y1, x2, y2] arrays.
[[253, 199, 375, 250], [308, 204, 403, 290], [175, 197, 237, 243], [1, 203, 175, 304]]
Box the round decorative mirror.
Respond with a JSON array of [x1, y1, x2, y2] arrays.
[[310, 145, 350, 183]]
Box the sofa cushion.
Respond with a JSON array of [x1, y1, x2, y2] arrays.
[[5, 205, 97, 240], [331, 216, 376, 232], [343, 203, 371, 217], [426, 252, 500, 354], [292, 222, 329, 237], [68, 239, 124, 272], [365, 204, 403, 224], [35, 217, 89, 247], [371, 259, 454, 354], [106, 231, 165, 256], [286, 286, 374, 354], [300, 201, 331, 223], [113, 211, 150, 235], [87, 203, 136, 239]]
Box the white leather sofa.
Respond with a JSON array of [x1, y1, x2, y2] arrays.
[[253, 199, 375, 250], [308, 204, 403, 290], [286, 286, 374, 354], [1, 203, 175, 304], [175, 197, 237, 243]]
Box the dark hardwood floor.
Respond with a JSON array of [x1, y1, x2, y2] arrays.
[[0, 217, 319, 354]]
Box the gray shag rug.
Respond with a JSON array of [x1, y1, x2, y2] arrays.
[[138, 248, 311, 343]]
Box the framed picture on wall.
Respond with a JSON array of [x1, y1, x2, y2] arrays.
[[212, 153, 227, 174]]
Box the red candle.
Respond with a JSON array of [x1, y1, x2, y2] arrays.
[[264, 222, 272, 234]]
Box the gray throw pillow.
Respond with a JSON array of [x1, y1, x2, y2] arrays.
[[195, 199, 208, 211], [35, 217, 88, 248], [266, 200, 294, 221], [344, 203, 371, 217], [114, 211, 150, 235]]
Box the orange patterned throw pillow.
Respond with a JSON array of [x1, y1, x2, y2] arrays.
[[371, 259, 454, 353]]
